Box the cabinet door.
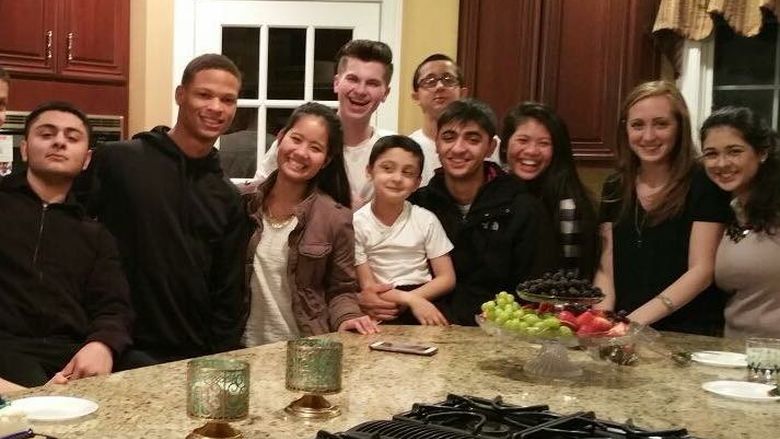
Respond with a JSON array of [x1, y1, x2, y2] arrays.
[[0, 0, 57, 75], [59, 0, 129, 82]]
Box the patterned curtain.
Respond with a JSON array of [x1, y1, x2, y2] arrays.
[[653, 0, 777, 40]]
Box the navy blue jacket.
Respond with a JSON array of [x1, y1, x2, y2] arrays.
[[0, 172, 133, 355], [410, 163, 557, 325], [88, 127, 249, 358]]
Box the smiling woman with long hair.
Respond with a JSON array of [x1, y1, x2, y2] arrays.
[[701, 106, 780, 338], [594, 81, 731, 336], [242, 102, 377, 346]]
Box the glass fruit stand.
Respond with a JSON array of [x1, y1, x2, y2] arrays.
[[476, 271, 627, 378]]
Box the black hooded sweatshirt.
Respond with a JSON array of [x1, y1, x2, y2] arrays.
[[88, 126, 249, 359]]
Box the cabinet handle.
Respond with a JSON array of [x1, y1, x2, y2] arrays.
[[45, 30, 53, 59], [67, 32, 74, 61]]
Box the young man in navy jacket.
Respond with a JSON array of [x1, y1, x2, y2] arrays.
[[0, 101, 134, 388]]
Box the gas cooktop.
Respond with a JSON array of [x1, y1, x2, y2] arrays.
[[316, 394, 702, 439]]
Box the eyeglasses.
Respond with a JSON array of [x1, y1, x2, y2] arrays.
[[417, 74, 460, 89]]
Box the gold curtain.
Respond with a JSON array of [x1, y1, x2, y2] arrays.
[[653, 0, 777, 40]]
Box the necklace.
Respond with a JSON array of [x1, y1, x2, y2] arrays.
[[634, 201, 647, 248], [726, 222, 751, 243], [265, 212, 295, 229]]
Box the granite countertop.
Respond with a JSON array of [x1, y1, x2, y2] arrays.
[[10, 326, 779, 438]]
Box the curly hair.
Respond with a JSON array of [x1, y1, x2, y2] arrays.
[[701, 106, 780, 233]]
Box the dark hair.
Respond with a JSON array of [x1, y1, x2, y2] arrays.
[[0, 65, 9, 83], [437, 98, 497, 139], [181, 53, 242, 86], [279, 102, 351, 208], [24, 101, 93, 147], [412, 53, 463, 92], [701, 106, 780, 233], [611, 80, 696, 225], [368, 135, 425, 177], [500, 102, 599, 278], [336, 40, 393, 84]]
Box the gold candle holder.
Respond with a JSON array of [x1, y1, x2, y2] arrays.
[[284, 338, 343, 419], [186, 358, 250, 439]]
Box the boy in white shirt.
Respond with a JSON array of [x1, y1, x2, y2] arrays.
[[354, 135, 456, 325]]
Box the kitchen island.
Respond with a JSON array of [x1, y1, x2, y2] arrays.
[[12, 326, 778, 438]]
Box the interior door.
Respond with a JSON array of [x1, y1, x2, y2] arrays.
[[195, 0, 381, 179]]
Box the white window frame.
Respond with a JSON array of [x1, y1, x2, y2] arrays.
[[171, 0, 402, 132], [678, 38, 715, 151]]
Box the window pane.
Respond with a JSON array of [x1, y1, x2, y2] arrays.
[[220, 108, 258, 178], [267, 108, 295, 139], [313, 29, 353, 100], [712, 89, 774, 127], [222, 27, 260, 99], [268, 28, 306, 100], [714, 15, 777, 86]]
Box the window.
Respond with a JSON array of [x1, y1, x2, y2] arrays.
[[712, 14, 778, 129], [680, 12, 778, 145], [172, 0, 400, 180]]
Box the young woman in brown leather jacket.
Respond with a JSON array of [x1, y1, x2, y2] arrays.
[[242, 102, 378, 346]]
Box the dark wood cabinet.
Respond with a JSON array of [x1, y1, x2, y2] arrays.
[[458, 0, 661, 162], [59, 0, 129, 81], [0, 0, 129, 82], [0, 0, 57, 75]]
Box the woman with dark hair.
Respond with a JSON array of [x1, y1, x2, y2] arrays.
[[500, 102, 599, 279], [594, 81, 731, 336], [701, 106, 780, 338], [243, 102, 378, 346]]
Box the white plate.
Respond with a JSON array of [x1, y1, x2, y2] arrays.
[[691, 351, 747, 368], [10, 396, 98, 421], [702, 380, 780, 402]]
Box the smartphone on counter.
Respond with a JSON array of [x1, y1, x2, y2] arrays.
[[369, 341, 438, 356]]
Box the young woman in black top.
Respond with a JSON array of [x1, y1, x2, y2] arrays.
[[594, 81, 730, 336]]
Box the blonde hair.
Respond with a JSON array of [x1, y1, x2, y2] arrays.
[[609, 80, 696, 224]]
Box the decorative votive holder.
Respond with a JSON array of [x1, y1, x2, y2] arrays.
[[746, 337, 780, 384], [186, 358, 250, 439], [284, 338, 343, 419]]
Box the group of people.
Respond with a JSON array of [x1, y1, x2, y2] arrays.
[[0, 38, 778, 393]]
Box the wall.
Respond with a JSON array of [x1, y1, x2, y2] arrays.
[[398, 0, 460, 135], [128, 0, 174, 136]]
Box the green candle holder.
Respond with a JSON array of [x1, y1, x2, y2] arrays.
[[284, 338, 343, 418], [186, 358, 250, 439]]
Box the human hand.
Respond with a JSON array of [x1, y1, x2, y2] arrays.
[[59, 341, 114, 380], [358, 283, 399, 321], [46, 372, 69, 386], [407, 296, 448, 326], [338, 315, 380, 334]]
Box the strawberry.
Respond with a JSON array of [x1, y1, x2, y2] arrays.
[[557, 310, 578, 330], [590, 316, 614, 333], [575, 310, 596, 327]]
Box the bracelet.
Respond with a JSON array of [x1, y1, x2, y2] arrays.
[[656, 294, 675, 311]]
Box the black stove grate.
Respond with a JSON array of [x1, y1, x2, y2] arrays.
[[317, 394, 700, 439]]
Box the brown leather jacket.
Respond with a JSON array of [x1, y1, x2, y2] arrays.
[[244, 174, 364, 336]]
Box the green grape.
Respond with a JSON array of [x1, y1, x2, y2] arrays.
[[558, 326, 574, 336], [522, 313, 541, 325], [481, 300, 497, 312], [485, 308, 497, 321]]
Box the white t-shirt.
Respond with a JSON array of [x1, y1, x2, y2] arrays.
[[408, 128, 503, 185], [254, 127, 395, 209], [243, 216, 300, 347], [354, 201, 453, 286]]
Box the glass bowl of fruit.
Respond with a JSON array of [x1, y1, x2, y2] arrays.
[[577, 318, 660, 367], [477, 291, 583, 378]]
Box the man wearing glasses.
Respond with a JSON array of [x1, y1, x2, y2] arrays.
[[410, 54, 498, 184]]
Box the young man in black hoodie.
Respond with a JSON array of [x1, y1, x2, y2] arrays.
[[88, 54, 249, 362], [0, 101, 133, 389], [362, 99, 556, 325]]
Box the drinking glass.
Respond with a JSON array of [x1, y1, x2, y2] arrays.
[[746, 337, 780, 383]]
